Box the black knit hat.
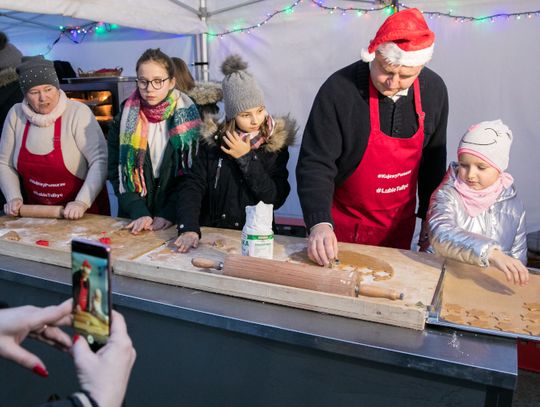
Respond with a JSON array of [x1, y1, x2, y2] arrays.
[[16, 56, 60, 94]]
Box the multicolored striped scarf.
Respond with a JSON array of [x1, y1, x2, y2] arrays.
[[236, 115, 275, 150], [118, 89, 202, 195]]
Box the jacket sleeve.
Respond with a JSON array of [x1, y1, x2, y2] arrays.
[[176, 145, 209, 236], [296, 84, 343, 230], [107, 111, 151, 219], [511, 208, 527, 264], [72, 103, 108, 207], [427, 182, 500, 267], [0, 106, 24, 202], [236, 147, 290, 210], [417, 80, 449, 219]]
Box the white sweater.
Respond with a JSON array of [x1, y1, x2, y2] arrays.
[[0, 97, 107, 207]]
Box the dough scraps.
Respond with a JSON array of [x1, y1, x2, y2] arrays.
[[337, 251, 395, 281], [444, 303, 464, 314], [493, 312, 511, 322], [210, 239, 225, 248], [523, 303, 540, 312], [495, 321, 515, 331], [289, 250, 396, 281], [521, 311, 540, 323], [525, 324, 540, 336], [467, 319, 493, 329], [442, 313, 466, 324], [1, 230, 20, 241], [466, 309, 490, 320]]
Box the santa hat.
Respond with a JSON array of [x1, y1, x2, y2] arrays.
[[360, 8, 435, 66], [82, 259, 92, 269], [458, 120, 513, 172]]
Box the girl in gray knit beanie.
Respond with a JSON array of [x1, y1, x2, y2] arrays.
[[175, 55, 298, 253]]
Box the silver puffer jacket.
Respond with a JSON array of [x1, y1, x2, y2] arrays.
[[427, 163, 527, 267]]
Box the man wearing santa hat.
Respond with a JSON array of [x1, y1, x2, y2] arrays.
[[297, 8, 448, 266]]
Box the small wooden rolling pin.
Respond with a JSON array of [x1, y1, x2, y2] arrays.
[[192, 255, 403, 300], [19, 204, 64, 219]]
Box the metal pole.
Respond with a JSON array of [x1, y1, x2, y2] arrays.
[[196, 0, 209, 82]]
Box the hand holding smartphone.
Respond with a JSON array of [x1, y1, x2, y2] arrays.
[[71, 238, 112, 351]]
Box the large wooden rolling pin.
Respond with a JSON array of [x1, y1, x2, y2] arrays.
[[192, 255, 403, 300], [19, 204, 64, 218]]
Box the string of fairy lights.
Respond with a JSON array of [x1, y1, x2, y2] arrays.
[[40, 0, 540, 50], [206, 0, 540, 38], [43, 22, 119, 54]]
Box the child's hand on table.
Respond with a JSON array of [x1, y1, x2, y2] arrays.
[[489, 248, 529, 286], [175, 232, 199, 253]]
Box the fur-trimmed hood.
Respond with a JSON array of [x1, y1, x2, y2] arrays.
[[200, 114, 298, 152], [0, 67, 18, 88], [186, 81, 223, 106]]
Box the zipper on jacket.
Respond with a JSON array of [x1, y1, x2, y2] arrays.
[[214, 158, 223, 189]]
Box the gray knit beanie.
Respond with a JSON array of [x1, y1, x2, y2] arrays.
[[0, 32, 23, 71], [221, 55, 264, 119], [16, 56, 60, 94]]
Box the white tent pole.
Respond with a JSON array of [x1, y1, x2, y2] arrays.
[[200, 0, 209, 82], [194, 0, 209, 82]]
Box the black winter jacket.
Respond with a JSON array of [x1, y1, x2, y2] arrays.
[[177, 116, 297, 235], [0, 68, 23, 206], [0, 68, 23, 137]]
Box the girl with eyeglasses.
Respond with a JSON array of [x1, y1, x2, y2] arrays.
[[174, 55, 297, 253], [108, 48, 202, 234]]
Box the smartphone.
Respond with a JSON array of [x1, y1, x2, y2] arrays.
[[71, 238, 112, 351]]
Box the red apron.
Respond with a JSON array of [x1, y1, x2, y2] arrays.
[[331, 78, 425, 249], [17, 118, 110, 215]]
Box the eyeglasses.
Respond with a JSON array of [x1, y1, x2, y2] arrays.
[[136, 77, 171, 90]]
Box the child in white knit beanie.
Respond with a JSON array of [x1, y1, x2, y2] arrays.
[[427, 119, 529, 285]]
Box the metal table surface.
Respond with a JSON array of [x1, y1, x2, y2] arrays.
[[0, 254, 516, 406]]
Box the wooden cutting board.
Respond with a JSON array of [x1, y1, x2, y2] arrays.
[[438, 259, 540, 338], [0, 214, 177, 267], [114, 227, 444, 330]]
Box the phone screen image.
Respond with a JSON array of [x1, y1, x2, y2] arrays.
[[72, 240, 111, 349]]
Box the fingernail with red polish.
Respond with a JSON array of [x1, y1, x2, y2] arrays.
[[33, 364, 49, 377], [73, 334, 80, 344]]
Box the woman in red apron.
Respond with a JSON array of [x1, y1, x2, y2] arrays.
[[0, 57, 109, 219]]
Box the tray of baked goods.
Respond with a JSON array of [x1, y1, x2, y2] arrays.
[[427, 259, 540, 340]]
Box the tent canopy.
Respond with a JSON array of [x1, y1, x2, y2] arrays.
[[0, 0, 204, 36]]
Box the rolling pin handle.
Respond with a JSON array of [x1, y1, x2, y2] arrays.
[[357, 284, 404, 301], [191, 257, 223, 270]]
